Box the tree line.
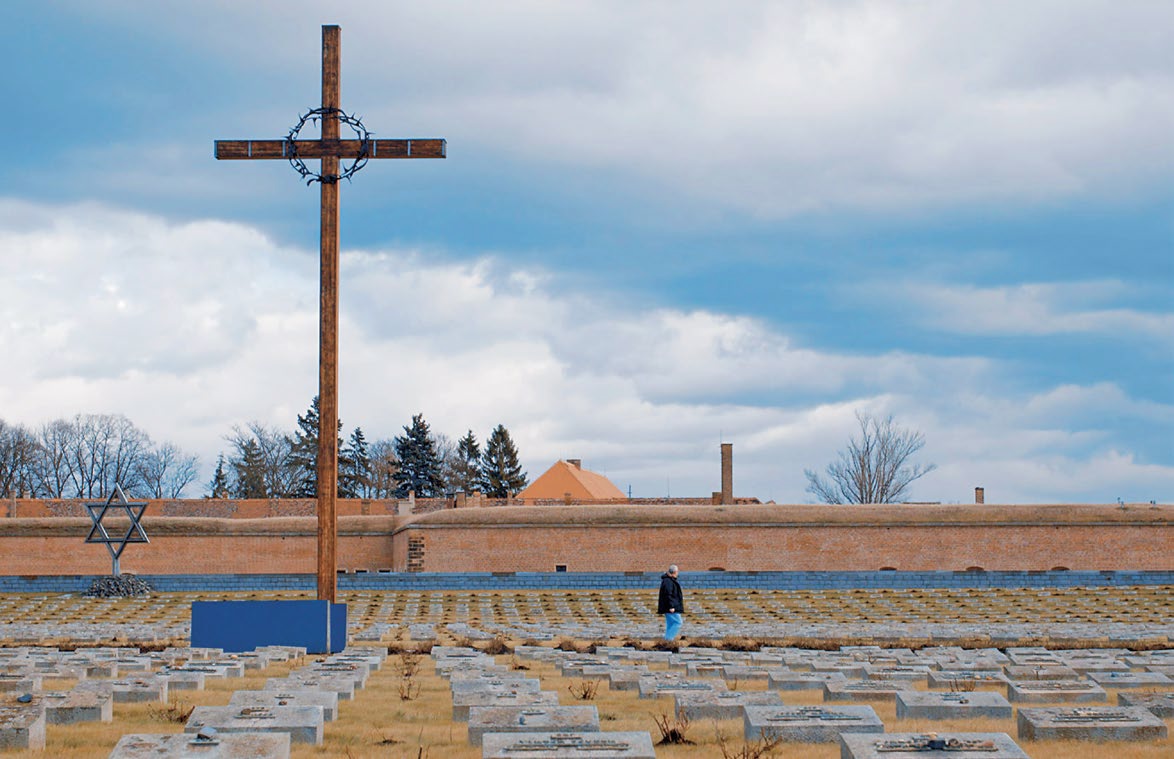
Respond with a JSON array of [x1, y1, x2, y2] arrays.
[[0, 413, 198, 499], [0, 399, 529, 501], [208, 399, 529, 500]]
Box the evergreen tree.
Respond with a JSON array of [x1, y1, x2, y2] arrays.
[[479, 424, 528, 497], [288, 396, 348, 498], [452, 430, 482, 493], [206, 453, 231, 499], [392, 413, 445, 498], [231, 439, 267, 498], [341, 427, 371, 498]]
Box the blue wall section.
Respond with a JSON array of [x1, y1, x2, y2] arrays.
[[1, 570, 1170, 594], [190, 599, 347, 654]]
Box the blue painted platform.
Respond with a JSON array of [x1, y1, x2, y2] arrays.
[[190, 599, 347, 653]]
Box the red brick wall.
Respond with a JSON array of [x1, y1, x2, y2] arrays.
[[0, 502, 1168, 575], [389, 523, 1171, 573], [388, 503, 1172, 573]]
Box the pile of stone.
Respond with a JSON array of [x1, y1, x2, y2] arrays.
[[84, 575, 153, 598]]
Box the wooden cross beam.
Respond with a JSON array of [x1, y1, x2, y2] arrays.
[[214, 25, 445, 603]]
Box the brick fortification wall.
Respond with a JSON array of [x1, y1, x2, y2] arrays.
[[0, 501, 1168, 576], [389, 503, 1172, 574], [0, 515, 396, 576]]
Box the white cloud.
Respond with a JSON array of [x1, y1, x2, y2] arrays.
[[60, 0, 1174, 218], [884, 280, 1174, 339], [1, 199, 1171, 503]]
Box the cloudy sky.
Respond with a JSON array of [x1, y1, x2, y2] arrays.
[[1, 1, 1170, 503]]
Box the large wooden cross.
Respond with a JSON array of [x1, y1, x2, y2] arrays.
[[215, 25, 445, 603]]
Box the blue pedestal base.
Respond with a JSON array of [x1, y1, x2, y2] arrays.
[[190, 599, 347, 653]]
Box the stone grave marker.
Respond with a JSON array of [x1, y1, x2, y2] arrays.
[[480, 731, 656, 759], [895, 691, 1013, 720], [1004, 664, 1079, 681], [88, 677, 169, 704], [185, 704, 325, 745], [0, 674, 41, 693], [637, 674, 729, 699], [1117, 691, 1174, 718], [0, 695, 45, 751], [265, 674, 355, 700], [927, 670, 1009, 689], [230, 688, 340, 721], [40, 689, 112, 724], [839, 732, 1029, 759], [768, 671, 847, 691], [467, 705, 600, 747], [673, 690, 780, 720], [743, 704, 883, 743], [1005, 679, 1107, 703], [823, 679, 915, 702], [450, 676, 543, 695], [110, 731, 291, 759], [1087, 671, 1171, 689], [454, 690, 560, 720], [719, 664, 775, 681], [1017, 706, 1167, 742]]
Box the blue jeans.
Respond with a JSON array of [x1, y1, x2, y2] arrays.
[[663, 612, 683, 640]]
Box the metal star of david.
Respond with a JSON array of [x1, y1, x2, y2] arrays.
[[84, 484, 149, 576]]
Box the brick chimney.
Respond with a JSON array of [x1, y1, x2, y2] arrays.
[[975, 487, 985, 505], [720, 443, 733, 505], [567, 459, 582, 470]]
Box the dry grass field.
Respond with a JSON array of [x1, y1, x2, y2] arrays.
[[0, 586, 1170, 757]]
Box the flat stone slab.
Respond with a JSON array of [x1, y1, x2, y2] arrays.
[[744, 705, 883, 743], [452, 677, 544, 695], [265, 674, 355, 700], [839, 732, 1029, 759], [1087, 671, 1172, 689], [637, 675, 728, 699], [719, 665, 774, 681], [111, 677, 169, 704], [1017, 706, 1168, 742], [1118, 691, 1174, 718], [824, 679, 915, 702], [1005, 665, 1079, 680], [454, 690, 560, 721], [185, 704, 325, 745], [674, 690, 780, 720], [110, 732, 291, 758], [40, 689, 112, 724], [0, 697, 45, 751], [768, 671, 847, 690], [895, 691, 1013, 720], [468, 706, 600, 747], [481, 731, 656, 758], [927, 670, 1009, 689], [0, 674, 41, 692], [230, 688, 339, 721], [1005, 679, 1107, 703]]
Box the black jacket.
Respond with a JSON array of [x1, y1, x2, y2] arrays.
[[657, 573, 684, 615]]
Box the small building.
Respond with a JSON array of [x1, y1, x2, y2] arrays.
[[518, 459, 626, 503]]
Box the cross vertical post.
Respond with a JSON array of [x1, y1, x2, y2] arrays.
[[318, 25, 341, 604], [214, 24, 446, 606]]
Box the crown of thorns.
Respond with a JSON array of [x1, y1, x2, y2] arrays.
[[285, 107, 371, 184]]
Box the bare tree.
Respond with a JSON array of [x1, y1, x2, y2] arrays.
[[136, 441, 200, 498], [31, 419, 73, 498], [0, 419, 37, 498], [368, 438, 399, 499], [805, 412, 936, 504], [65, 413, 151, 498]]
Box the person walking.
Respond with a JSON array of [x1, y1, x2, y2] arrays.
[[657, 564, 684, 640]]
